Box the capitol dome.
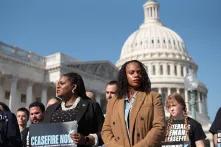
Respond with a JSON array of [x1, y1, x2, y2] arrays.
[[119, 23, 190, 61], [117, 0, 194, 67], [116, 0, 210, 128]]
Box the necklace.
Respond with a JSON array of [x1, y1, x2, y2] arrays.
[[61, 97, 81, 111]]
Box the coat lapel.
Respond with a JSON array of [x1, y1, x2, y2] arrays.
[[129, 92, 146, 134], [75, 98, 89, 123], [117, 98, 131, 146]]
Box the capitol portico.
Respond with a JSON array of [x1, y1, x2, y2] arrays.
[[116, 0, 212, 145], [0, 41, 118, 113]]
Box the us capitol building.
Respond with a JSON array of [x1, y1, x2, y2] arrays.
[[0, 42, 118, 112], [0, 0, 212, 146], [116, 0, 212, 145]]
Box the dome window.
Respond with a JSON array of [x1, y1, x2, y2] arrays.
[[181, 65, 184, 77], [174, 65, 177, 76], [162, 39, 166, 48], [168, 40, 171, 44], [160, 65, 163, 75], [150, 7, 153, 17], [168, 40, 172, 48], [152, 65, 156, 75], [167, 65, 170, 75], [21, 94, 27, 103], [152, 40, 154, 44], [199, 93, 203, 102]]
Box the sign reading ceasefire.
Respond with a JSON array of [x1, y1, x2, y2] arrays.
[[29, 121, 78, 147], [161, 141, 190, 147]]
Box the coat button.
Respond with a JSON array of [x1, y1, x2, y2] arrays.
[[113, 121, 115, 125], [140, 117, 144, 120], [137, 133, 140, 137]]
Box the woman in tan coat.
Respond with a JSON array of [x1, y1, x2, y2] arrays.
[[102, 60, 165, 147]]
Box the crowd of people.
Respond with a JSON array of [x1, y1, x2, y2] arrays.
[[0, 59, 220, 147]]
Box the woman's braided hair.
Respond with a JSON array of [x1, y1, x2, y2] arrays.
[[165, 93, 190, 142]]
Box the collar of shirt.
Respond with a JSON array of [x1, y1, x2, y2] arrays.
[[124, 92, 137, 132], [61, 97, 81, 111]]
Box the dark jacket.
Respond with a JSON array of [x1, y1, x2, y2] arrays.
[[0, 111, 22, 147], [20, 127, 29, 147], [44, 97, 104, 147]]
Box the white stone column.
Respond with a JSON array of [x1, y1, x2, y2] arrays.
[[26, 81, 33, 107], [41, 85, 48, 106], [170, 64, 175, 76], [184, 90, 189, 111], [156, 64, 160, 75], [148, 7, 151, 18], [158, 88, 162, 95], [177, 64, 181, 77], [9, 76, 18, 113], [163, 64, 167, 76], [168, 88, 171, 95], [183, 66, 187, 77], [176, 88, 180, 94], [153, 7, 156, 18]]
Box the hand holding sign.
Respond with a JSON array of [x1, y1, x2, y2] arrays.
[[70, 133, 95, 146], [70, 133, 86, 145]]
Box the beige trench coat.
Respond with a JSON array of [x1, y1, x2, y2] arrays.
[[102, 91, 166, 147]]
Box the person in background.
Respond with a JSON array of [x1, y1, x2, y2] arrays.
[[16, 107, 29, 132], [165, 93, 206, 147], [46, 97, 60, 108], [105, 80, 118, 100], [86, 90, 96, 101], [209, 107, 221, 146], [29, 101, 45, 124], [0, 102, 22, 147], [102, 60, 165, 147], [16, 107, 29, 146], [24, 101, 45, 146], [102, 80, 118, 114], [44, 72, 104, 147]]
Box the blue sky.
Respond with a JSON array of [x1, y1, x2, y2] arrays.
[[0, 0, 220, 120]]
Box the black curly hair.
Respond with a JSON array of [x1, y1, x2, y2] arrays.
[[118, 60, 151, 98], [63, 72, 87, 99]]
